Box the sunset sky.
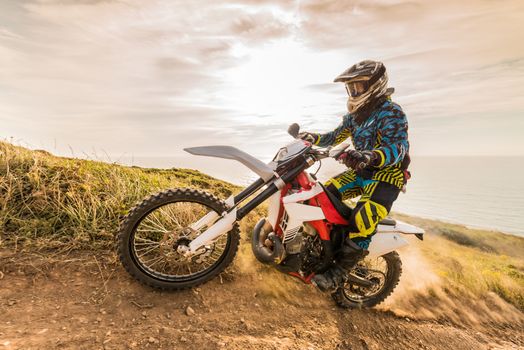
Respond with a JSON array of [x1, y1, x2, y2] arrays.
[[1, 0, 523, 177]]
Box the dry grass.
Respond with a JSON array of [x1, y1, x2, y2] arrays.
[[0, 141, 238, 251], [1, 140, 523, 313], [394, 213, 524, 311]]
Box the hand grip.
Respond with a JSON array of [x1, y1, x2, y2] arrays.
[[331, 148, 346, 159]]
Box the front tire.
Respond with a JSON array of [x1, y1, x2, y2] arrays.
[[332, 251, 402, 308], [117, 188, 240, 290]]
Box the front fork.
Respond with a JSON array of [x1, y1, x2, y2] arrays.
[[177, 196, 236, 255], [183, 164, 309, 256], [182, 179, 280, 255], [185, 208, 238, 254]]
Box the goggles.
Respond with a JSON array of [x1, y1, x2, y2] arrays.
[[345, 81, 367, 98]]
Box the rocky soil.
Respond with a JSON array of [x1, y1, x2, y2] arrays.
[[0, 249, 522, 350]]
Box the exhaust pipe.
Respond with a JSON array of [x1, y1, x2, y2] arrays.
[[252, 218, 285, 264]]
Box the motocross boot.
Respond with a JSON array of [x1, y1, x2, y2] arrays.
[[311, 238, 367, 292]]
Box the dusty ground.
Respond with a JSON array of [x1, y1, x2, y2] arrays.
[[0, 248, 522, 350]]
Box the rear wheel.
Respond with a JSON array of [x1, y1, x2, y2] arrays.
[[117, 188, 240, 290], [332, 251, 402, 308]]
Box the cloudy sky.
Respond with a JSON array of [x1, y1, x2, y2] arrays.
[[1, 0, 523, 180]]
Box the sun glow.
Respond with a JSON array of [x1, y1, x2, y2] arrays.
[[221, 39, 350, 125]]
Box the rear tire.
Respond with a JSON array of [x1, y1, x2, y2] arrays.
[[332, 251, 402, 308], [117, 188, 240, 290]]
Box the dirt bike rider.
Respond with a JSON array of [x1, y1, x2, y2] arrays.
[[297, 60, 411, 292]]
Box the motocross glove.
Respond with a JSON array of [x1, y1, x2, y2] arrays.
[[297, 132, 319, 144], [337, 150, 379, 170]]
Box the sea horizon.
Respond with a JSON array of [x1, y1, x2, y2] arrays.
[[100, 154, 523, 238]]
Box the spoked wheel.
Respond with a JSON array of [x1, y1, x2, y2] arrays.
[[117, 188, 239, 290], [332, 251, 402, 308]]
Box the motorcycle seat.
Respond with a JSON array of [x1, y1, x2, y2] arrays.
[[378, 218, 396, 226]]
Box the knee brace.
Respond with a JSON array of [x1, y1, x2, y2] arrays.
[[348, 200, 388, 239]]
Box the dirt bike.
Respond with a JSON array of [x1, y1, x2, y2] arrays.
[[117, 124, 424, 308]]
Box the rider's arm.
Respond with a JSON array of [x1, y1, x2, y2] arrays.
[[315, 114, 352, 147], [373, 106, 409, 167]]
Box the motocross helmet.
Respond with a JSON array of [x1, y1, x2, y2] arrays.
[[334, 60, 393, 114]]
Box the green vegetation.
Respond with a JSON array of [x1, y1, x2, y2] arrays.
[[0, 141, 238, 250], [1, 141, 522, 311]]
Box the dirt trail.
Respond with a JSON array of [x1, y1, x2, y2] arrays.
[[0, 248, 522, 350]]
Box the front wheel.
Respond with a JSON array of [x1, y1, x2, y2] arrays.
[[332, 251, 402, 308], [117, 188, 240, 290]]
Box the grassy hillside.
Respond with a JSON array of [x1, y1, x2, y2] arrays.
[[393, 214, 524, 312], [0, 141, 239, 250], [1, 141, 523, 313]]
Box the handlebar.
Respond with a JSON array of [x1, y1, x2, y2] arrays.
[[287, 122, 352, 165], [309, 147, 369, 171], [288, 122, 346, 158], [309, 148, 331, 159]]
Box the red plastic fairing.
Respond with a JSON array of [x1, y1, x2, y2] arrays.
[[276, 171, 311, 236], [310, 193, 349, 226], [308, 219, 331, 241], [296, 172, 312, 190]]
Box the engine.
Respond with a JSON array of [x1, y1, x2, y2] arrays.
[[282, 221, 317, 255], [251, 217, 326, 274], [279, 222, 325, 274]]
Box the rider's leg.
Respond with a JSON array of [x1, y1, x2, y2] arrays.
[[346, 181, 400, 248], [324, 169, 363, 201], [337, 181, 401, 271], [312, 170, 364, 291], [325, 171, 370, 263], [313, 180, 401, 291]]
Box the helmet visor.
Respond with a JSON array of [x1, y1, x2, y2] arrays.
[[345, 81, 367, 98]]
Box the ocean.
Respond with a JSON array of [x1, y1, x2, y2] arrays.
[[122, 155, 524, 237], [391, 156, 524, 236]]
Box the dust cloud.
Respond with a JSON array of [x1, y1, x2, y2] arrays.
[[235, 222, 523, 327], [381, 239, 524, 327]]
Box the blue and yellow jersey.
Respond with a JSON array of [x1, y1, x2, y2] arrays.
[[315, 99, 410, 189]]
